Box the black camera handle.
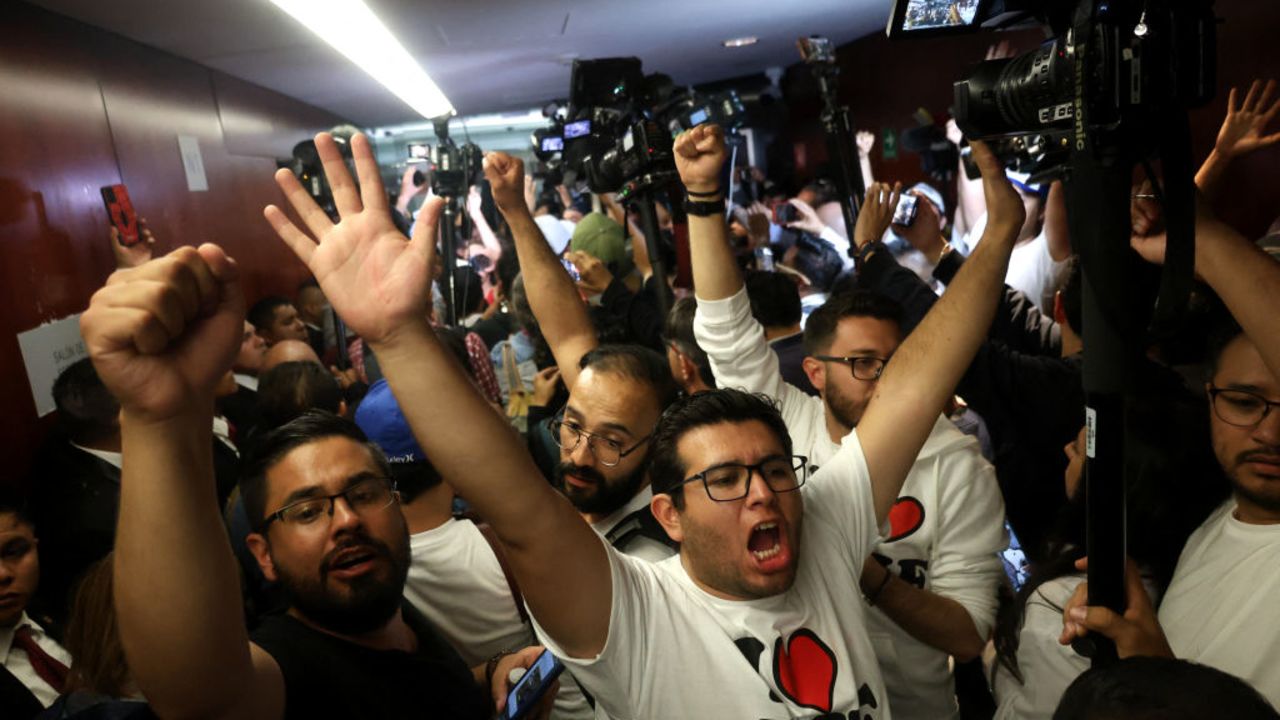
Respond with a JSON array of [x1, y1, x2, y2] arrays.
[[807, 62, 865, 258], [619, 176, 673, 322], [1062, 0, 1199, 668]]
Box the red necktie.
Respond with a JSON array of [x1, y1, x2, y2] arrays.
[[13, 626, 68, 692]]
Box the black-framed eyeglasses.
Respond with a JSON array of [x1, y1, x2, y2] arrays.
[[676, 455, 809, 502], [259, 477, 399, 532], [1209, 386, 1280, 428], [550, 416, 652, 467], [812, 355, 889, 381]]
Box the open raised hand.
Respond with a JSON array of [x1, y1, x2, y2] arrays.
[[81, 245, 244, 421], [857, 182, 902, 250], [673, 124, 727, 194], [264, 132, 443, 347], [1214, 79, 1280, 160]]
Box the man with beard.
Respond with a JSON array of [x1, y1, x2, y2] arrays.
[[484, 154, 678, 562], [1061, 200, 1280, 708], [235, 127, 1023, 718], [80, 252, 552, 719], [691, 177, 1005, 716]]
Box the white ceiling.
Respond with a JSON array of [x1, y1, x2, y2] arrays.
[[28, 0, 888, 127]]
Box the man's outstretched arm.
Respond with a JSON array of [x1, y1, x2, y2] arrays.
[[81, 246, 285, 720], [486, 153, 597, 390], [264, 133, 611, 659], [858, 142, 1025, 524]]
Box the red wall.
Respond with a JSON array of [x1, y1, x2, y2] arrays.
[[0, 3, 346, 487], [786, 0, 1280, 239]]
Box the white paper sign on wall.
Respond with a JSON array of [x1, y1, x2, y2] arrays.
[[18, 314, 87, 417], [178, 134, 209, 192]]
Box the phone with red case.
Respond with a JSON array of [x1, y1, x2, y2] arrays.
[[101, 184, 140, 246]]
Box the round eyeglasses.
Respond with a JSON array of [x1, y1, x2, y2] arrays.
[[1209, 386, 1280, 428], [550, 417, 653, 467]]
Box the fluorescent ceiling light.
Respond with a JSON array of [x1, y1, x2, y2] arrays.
[[269, 0, 455, 119], [722, 36, 759, 48]]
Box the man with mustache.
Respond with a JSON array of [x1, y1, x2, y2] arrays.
[[1061, 193, 1280, 708], [80, 261, 551, 716], [484, 155, 679, 563]]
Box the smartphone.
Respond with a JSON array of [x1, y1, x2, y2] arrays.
[[892, 193, 919, 227], [101, 184, 140, 246], [501, 649, 565, 720], [561, 256, 581, 282], [773, 203, 799, 225]]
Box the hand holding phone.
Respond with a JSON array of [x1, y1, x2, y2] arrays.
[[500, 649, 564, 720], [101, 184, 140, 246]]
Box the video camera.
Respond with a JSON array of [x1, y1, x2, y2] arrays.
[[887, 0, 1215, 179], [429, 115, 483, 199], [528, 58, 746, 197]]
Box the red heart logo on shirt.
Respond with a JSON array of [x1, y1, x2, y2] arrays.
[[772, 628, 837, 712], [886, 496, 925, 542]]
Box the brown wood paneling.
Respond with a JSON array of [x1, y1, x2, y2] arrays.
[[0, 2, 346, 489]]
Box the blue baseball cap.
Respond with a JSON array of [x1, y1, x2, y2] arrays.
[[354, 379, 423, 465]]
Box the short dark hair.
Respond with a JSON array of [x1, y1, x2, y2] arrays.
[[744, 271, 802, 329], [802, 290, 902, 356], [248, 296, 292, 333], [579, 344, 680, 411], [664, 298, 715, 389], [238, 411, 391, 530], [0, 489, 34, 528], [1054, 657, 1280, 720], [52, 358, 120, 445], [1059, 257, 1083, 334], [649, 389, 793, 509], [256, 362, 343, 432]]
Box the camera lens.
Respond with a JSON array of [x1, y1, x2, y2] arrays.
[[954, 40, 1071, 139]]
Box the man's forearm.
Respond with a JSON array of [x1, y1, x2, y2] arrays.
[[116, 408, 253, 718], [371, 321, 611, 657], [1196, 221, 1280, 378], [501, 206, 597, 386], [861, 212, 1019, 522], [688, 204, 744, 301], [1194, 149, 1231, 200], [872, 572, 987, 661]]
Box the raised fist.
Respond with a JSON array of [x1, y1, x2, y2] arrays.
[[673, 124, 727, 195], [483, 152, 527, 214], [81, 245, 244, 421]]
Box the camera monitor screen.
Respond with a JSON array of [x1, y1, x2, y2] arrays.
[[541, 136, 565, 153], [688, 108, 710, 126], [407, 142, 430, 159], [563, 119, 592, 139], [887, 0, 996, 38]]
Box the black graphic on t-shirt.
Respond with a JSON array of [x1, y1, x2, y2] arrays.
[[735, 637, 784, 703]]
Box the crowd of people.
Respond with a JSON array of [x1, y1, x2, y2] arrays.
[[4, 65, 1280, 719]]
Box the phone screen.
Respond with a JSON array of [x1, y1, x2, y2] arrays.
[[503, 650, 565, 720], [541, 136, 564, 153], [563, 120, 592, 139], [892, 193, 919, 227], [101, 184, 140, 246]]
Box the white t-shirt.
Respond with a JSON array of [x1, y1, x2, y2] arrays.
[[964, 215, 1068, 315], [696, 287, 1006, 719], [992, 575, 1088, 720], [1159, 500, 1280, 708], [534, 431, 889, 719], [404, 518, 593, 720], [0, 613, 72, 708]]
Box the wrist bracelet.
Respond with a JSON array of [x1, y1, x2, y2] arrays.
[[865, 569, 893, 606], [484, 649, 513, 688], [684, 196, 726, 217], [685, 187, 722, 198]]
